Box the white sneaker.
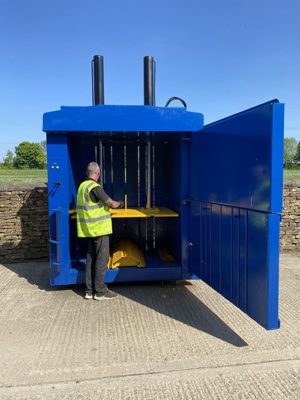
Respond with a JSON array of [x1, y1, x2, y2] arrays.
[[84, 293, 93, 300], [94, 290, 118, 300]]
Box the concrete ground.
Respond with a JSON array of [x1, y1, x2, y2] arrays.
[[0, 254, 299, 400]]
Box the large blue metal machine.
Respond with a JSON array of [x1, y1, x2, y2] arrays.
[[43, 56, 284, 330]]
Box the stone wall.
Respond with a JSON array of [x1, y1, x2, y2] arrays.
[[0, 185, 48, 262], [280, 181, 300, 251], [0, 182, 299, 263]]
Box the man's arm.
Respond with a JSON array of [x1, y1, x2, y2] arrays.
[[105, 198, 123, 209], [90, 186, 123, 208]]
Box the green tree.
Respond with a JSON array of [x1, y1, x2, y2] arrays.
[[295, 141, 300, 165], [3, 150, 14, 168], [284, 137, 298, 168], [14, 141, 46, 169], [40, 140, 46, 152], [40, 140, 47, 166]]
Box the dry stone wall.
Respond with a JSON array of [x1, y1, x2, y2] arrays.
[[0, 185, 48, 262], [280, 181, 300, 251], [0, 182, 299, 263]]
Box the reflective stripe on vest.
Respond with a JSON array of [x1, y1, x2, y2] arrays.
[[76, 180, 112, 238], [77, 214, 112, 223]]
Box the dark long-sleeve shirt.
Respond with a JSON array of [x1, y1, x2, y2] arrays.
[[86, 179, 110, 204]]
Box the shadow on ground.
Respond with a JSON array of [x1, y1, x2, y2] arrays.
[[2, 262, 248, 347], [116, 282, 248, 347]]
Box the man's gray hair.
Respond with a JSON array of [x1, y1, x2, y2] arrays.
[[86, 162, 100, 176]]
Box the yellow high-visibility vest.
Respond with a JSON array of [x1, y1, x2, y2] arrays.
[[76, 180, 112, 237]]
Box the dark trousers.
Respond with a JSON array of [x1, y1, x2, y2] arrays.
[[85, 235, 109, 295]]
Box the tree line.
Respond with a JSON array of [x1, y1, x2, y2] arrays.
[[284, 138, 300, 168], [1, 138, 300, 170], [2, 141, 46, 169]]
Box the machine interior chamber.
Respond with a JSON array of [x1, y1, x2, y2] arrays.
[[68, 131, 187, 271]]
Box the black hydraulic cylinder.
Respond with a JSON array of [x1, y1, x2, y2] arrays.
[[144, 56, 156, 105], [92, 55, 104, 105]]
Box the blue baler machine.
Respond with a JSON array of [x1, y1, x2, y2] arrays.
[[43, 56, 284, 330]]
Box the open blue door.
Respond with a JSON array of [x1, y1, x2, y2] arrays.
[[189, 100, 284, 330]]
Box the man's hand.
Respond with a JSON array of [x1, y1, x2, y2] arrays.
[[118, 201, 124, 208], [105, 198, 124, 209]]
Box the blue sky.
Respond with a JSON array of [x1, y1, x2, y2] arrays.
[[0, 0, 299, 161]]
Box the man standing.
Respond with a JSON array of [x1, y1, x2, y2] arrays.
[[76, 162, 122, 300]]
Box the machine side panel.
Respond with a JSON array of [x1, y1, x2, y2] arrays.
[[190, 101, 284, 213], [47, 133, 72, 285], [189, 202, 280, 329], [189, 101, 283, 329], [210, 204, 221, 291], [266, 214, 280, 329], [270, 103, 284, 213]]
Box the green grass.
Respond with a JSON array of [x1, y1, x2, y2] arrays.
[[284, 169, 300, 180], [0, 168, 299, 185], [0, 169, 47, 184]]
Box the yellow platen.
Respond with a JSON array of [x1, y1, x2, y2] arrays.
[[70, 207, 179, 219], [139, 207, 179, 217], [110, 208, 147, 218], [109, 240, 145, 269]]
